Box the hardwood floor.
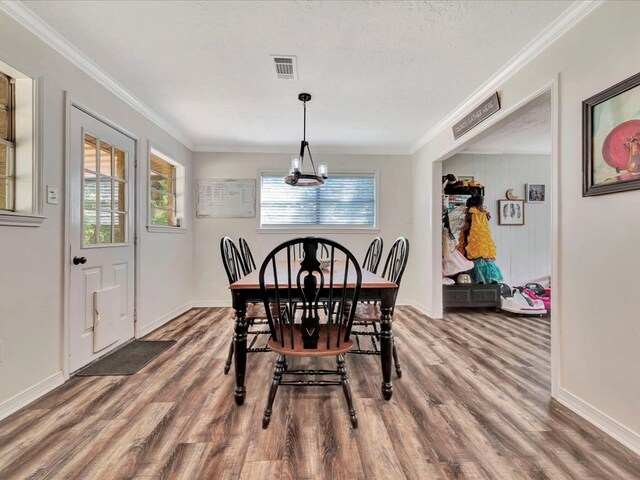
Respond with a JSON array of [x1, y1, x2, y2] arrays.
[[0, 307, 638, 479]]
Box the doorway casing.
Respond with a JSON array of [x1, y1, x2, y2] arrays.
[[62, 92, 141, 380], [429, 78, 560, 397]]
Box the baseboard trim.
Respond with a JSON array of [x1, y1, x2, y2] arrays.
[[407, 302, 433, 318], [557, 388, 640, 456], [190, 300, 232, 308], [137, 303, 194, 338], [0, 371, 64, 421]]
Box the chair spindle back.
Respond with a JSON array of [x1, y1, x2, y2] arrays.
[[220, 236, 248, 285], [238, 237, 257, 273], [362, 237, 384, 274], [259, 238, 362, 351]]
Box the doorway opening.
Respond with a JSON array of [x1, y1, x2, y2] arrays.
[[433, 84, 558, 395]]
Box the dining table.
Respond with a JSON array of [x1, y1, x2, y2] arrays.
[[228, 261, 398, 405]]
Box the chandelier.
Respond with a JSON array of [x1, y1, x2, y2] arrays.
[[284, 93, 328, 186]]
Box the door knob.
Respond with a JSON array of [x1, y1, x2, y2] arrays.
[[73, 256, 87, 265]]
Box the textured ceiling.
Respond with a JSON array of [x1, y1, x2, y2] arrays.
[[463, 98, 551, 154], [23, 0, 572, 151]]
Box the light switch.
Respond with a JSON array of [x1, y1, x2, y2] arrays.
[[47, 186, 59, 205]]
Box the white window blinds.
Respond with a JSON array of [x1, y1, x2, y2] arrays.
[[260, 174, 376, 227]]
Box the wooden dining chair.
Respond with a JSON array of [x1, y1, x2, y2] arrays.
[[349, 236, 409, 378], [220, 236, 272, 375], [259, 237, 362, 428], [238, 237, 257, 273], [362, 236, 384, 274]]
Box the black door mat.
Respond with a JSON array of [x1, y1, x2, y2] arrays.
[[75, 340, 176, 376]]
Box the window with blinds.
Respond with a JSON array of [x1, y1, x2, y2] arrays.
[[0, 71, 15, 211], [149, 153, 178, 226], [260, 174, 376, 227]]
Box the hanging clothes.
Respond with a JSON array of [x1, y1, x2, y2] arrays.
[[457, 207, 497, 260]]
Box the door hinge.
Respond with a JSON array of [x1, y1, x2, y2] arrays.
[[134, 234, 138, 246]]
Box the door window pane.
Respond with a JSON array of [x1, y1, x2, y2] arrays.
[[83, 172, 97, 210], [114, 148, 125, 179], [99, 180, 113, 210], [99, 212, 112, 244], [0, 75, 8, 105], [114, 180, 125, 212], [0, 108, 7, 139], [84, 135, 98, 172], [114, 213, 126, 243], [82, 133, 128, 246], [99, 141, 112, 176], [83, 210, 97, 245]]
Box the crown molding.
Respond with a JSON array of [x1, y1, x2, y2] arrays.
[[409, 0, 603, 155], [0, 0, 194, 150], [193, 144, 411, 155]]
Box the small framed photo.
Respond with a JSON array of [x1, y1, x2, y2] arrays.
[[498, 199, 524, 226], [526, 184, 545, 203], [457, 175, 474, 182]]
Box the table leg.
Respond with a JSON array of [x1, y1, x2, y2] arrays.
[[233, 306, 248, 405], [379, 301, 393, 401]]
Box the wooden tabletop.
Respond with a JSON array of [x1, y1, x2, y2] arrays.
[[230, 261, 396, 290]]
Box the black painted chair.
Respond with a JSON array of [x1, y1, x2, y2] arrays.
[[259, 237, 362, 428], [291, 240, 329, 261], [220, 236, 272, 375], [238, 237, 256, 273], [362, 237, 384, 274], [349, 237, 409, 378]]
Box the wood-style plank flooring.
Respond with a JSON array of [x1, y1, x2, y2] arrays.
[[0, 307, 638, 479]]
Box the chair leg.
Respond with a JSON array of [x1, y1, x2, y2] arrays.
[[337, 354, 358, 428], [262, 355, 285, 429], [223, 338, 234, 375], [392, 339, 402, 378], [282, 355, 288, 371]]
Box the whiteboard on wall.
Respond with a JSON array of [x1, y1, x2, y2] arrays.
[[196, 178, 256, 218]]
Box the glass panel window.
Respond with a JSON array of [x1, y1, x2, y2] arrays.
[[81, 132, 127, 245], [83, 172, 97, 210], [84, 135, 98, 173], [114, 180, 126, 212], [99, 212, 112, 244], [114, 213, 126, 243], [99, 179, 113, 210], [0, 71, 15, 212], [99, 141, 112, 176], [114, 148, 125, 179], [83, 210, 97, 245], [260, 174, 376, 227], [149, 152, 177, 226]]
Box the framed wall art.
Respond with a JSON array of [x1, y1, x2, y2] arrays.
[[526, 183, 545, 203], [498, 199, 524, 226], [583, 71, 640, 196]]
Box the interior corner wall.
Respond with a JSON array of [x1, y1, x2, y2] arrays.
[[444, 153, 552, 287], [0, 11, 194, 417], [411, 1, 640, 447], [192, 152, 413, 307]]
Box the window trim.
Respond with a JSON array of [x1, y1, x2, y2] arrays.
[[146, 144, 187, 232], [0, 58, 44, 227], [257, 169, 380, 233]]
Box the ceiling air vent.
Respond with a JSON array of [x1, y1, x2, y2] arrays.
[[271, 55, 297, 80]]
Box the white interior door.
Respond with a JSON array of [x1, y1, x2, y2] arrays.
[[69, 107, 136, 372]]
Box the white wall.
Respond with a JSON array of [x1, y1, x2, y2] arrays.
[[0, 11, 194, 416], [193, 152, 413, 306], [444, 153, 551, 287], [412, 1, 640, 451]]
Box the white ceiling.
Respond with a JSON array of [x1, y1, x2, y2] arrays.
[[22, 0, 572, 152], [462, 97, 552, 155]]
